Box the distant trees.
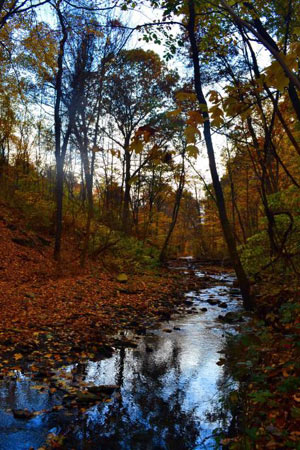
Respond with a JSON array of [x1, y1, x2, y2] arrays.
[[102, 48, 179, 232]]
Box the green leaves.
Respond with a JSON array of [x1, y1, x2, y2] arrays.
[[249, 390, 273, 404]]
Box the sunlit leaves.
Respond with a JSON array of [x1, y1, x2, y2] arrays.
[[186, 144, 199, 158], [110, 149, 121, 158], [175, 91, 197, 102], [166, 108, 182, 118], [92, 145, 102, 153], [186, 110, 203, 125], [22, 22, 57, 82], [264, 60, 289, 92], [184, 124, 199, 144], [210, 104, 224, 127], [130, 136, 143, 154]]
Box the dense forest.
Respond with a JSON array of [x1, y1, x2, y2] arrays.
[[0, 1, 299, 449]]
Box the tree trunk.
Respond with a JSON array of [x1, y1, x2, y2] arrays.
[[122, 140, 131, 233], [80, 151, 95, 267], [54, 155, 64, 261], [53, 6, 68, 262], [160, 157, 185, 262], [187, 0, 254, 310]]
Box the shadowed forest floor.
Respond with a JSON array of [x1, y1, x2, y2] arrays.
[[0, 204, 205, 377]]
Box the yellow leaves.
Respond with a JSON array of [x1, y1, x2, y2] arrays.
[[293, 25, 300, 36], [166, 108, 182, 118], [14, 353, 23, 360], [223, 96, 243, 118], [130, 125, 157, 154], [264, 45, 300, 93], [175, 91, 197, 102], [229, 390, 239, 405], [31, 385, 47, 390], [184, 124, 199, 144], [265, 59, 290, 92], [130, 137, 143, 154], [22, 22, 57, 82], [85, 28, 104, 38], [208, 90, 224, 126], [186, 145, 199, 158], [210, 104, 224, 127]]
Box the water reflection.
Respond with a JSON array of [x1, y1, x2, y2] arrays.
[[0, 272, 241, 450]]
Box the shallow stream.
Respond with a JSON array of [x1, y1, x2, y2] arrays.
[[0, 267, 242, 449]]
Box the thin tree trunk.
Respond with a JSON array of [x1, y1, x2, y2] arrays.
[[187, 0, 254, 310], [53, 6, 73, 261], [122, 138, 131, 232], [159, 158, 185, 262]]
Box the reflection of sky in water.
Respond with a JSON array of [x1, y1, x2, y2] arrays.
[[0, 271, 242, 450]]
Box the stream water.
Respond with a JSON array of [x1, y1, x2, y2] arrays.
[[0, 267, 242, 450]]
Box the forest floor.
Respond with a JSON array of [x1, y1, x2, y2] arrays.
[[223, 283, 300, 449], [0, 203, 208, 379]]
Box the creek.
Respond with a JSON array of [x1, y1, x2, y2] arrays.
[[0, 265, 243, 449]]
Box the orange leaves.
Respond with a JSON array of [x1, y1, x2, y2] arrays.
[[208, 90, 220, 104], [92, 145, 102, 153], [293, 393, 300, 402], [136, 125, 157, 142], [130, 125, 157, 154], [187, 110, 203, 125], [0, 216, 184, 379]]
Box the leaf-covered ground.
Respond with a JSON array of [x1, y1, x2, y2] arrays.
[[0, 206, 202, 378], [223, 287, 300, 449]]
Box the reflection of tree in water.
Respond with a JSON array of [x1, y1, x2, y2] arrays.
[[65, 335, 211, 449], [205, 362, 241, 442]]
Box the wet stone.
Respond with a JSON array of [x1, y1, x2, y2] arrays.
[[87, 385, 120, 395], [75, 392, 102, 403], [13, 409, 34, 420], [207, 299, 219, 305], [218, 302, 228, 308]]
